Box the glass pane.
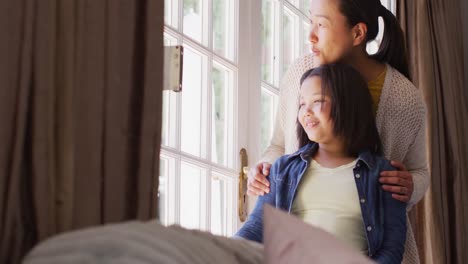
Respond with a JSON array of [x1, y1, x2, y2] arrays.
[[283, 10, 296, 75], [211, 173, 231, 236], [158, 155, 176, 226], [287, 0, 300, 8], [366, 40, 379, 55], [211, 66, 226, 166], [376, 17, 384, 42], [164, 0, 178, 28], [181, 47, 207, 157], [260, 88, 279, 153], [183, 0, 203, 43], [301, 0, 310, 14], [158, 158, 167, 225], [213, 0, 234, 60], [261, 0, 275, 84], [302, 22, 310, 55], [161, 91, 177, 148], [180, 162, 207, 230], [164, 0, 170, 25]]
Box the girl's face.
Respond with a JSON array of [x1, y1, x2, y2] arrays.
[[308, 0, 356, 65], [298, 76, 339, 145]]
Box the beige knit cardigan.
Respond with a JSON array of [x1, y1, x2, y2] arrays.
[[260, 54, 429, 264]]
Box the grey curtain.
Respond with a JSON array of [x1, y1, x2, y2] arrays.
[[397, 1, 468, 263], [0, 0, 164, 263]]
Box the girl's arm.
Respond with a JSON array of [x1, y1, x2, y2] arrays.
[[373, 163, 407, 264]]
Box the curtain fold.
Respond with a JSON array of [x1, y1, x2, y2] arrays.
[[0, 0, 36, 261], [397, 1, 468, 263], [0, 0, 163, 263]]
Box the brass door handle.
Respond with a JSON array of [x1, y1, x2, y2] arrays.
[[239, 148, 248, 222]]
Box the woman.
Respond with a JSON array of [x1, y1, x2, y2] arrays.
[[247, 0, 428, 263], [237, 64, 406, 263]]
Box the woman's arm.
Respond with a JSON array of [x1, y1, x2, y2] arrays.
[[403, 115, 429, 208], [379, 84, 429, 207], [234, 161, 279, 242]]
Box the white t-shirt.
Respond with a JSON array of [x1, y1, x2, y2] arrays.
[[291, 159, 367, 254]]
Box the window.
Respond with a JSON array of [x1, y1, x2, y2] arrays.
[[161, 0, 237, 236]]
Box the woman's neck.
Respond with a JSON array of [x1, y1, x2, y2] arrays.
[[343, 51, 386, 82], [313, 144, 356, 169]]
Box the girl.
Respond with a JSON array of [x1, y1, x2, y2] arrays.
[[237, 64, 406, 263]]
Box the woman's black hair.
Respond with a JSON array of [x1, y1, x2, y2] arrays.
[[297, 64, 383, 156], [338, 0, 410, 79]]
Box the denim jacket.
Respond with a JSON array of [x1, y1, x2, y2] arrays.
[[236, 143, 406, 264]]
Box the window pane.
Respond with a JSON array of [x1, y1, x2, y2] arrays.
[[283, 9, 297, 76], [260, 88, 279, 153], [164, 0, 178, 28], [159, 158, 167, 224], [366, 40, 379, 55], [158, 155, 176, 226], [287, 0, 300, 8], [180, 162, 207, 230], [164, 0, 170, 25], [211, 173, 232, 236], [300, 0, 310, 14], [183, 0, 203, 43], [302, 22, 310, 55], [213, 0, 234, 60], [161, 91, 177, 147], [181, 47, 207, 157], [261, 0, 275, 84], [211, 63, 232, 167]]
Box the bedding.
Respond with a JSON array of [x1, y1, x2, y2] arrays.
[[23, 221, 263, 264]]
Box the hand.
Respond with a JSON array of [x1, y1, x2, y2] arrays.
[[379, 160, 414, 202], [246, 162, 271, 196]]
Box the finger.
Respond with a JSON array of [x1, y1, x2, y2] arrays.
[[262, 163, 271, 175], [379, 177, 412, 187], [247, 183, 264, 196], [390, 160, 407, 171], [248, 166, 260, 182], [380, 170, 412, 179], [391, 193, 410, 203], [247, 189, 264, 196], [251, 179, 270, 192], [254, 174, 270, 187], [382, 185, 409, 195]]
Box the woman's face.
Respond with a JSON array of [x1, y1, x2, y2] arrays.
[[308, 0, 356, 65], [298, 76, 337, 145]]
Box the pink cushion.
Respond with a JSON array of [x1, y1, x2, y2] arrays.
[[263, 204, 375, 264]]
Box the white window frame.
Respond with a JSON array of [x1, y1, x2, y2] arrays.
[[162, 0, 242, 235]]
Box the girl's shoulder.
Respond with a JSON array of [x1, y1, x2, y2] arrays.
[[272, 143, 316, 172], [372, 155, 397, 172]]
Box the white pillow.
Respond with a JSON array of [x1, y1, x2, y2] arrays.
[[24, 221, 263, 264], [263, 204, 375, 264]]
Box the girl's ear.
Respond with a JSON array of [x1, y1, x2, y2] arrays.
[[352, 22, 368, 47]]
